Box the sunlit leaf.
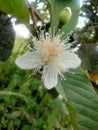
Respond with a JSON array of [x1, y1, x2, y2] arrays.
[[56, 68, 98, 130], [0, 0, 29, 23], [7, 111, 22, 119]]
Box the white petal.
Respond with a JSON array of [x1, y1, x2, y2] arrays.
[[62, 51, 81, 69], [42, 65, 58, 89], [15, 52, 43, 69]]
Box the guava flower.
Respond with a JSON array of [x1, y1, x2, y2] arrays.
[[15, 36, 81, 89]]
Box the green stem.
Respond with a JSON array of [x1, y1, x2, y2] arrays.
[[0, 91, 28, 103]]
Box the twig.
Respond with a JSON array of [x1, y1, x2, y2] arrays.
[[27, 1, 45, 38]]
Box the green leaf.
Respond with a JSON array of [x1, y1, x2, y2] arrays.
[[65, 101, 80, 130], [48, 0, 80, 36], [7, 111, 22, 119], [21, 125, 31, 130], [56, 68, 98, 130], [48, 0, 69, 36], [0, 0, 29, 23], [61, 0, 80, 34], [46, 98, 61, 130]]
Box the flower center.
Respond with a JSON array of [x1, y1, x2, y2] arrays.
[[36, 37, 65, 65]]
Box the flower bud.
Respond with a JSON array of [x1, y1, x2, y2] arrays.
[[59, 7, 72, 24]]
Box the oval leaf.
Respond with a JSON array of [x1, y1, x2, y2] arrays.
[[56, 68, 98, 130]]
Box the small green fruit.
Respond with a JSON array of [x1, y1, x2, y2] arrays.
[[59, 7, 72, 24]]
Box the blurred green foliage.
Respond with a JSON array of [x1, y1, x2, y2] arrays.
[[69, 0, 98, 74], [78, 44, 98, 74], [0, 0, 98, 130], [75, 0, 98, 43], [0, 37, 70, 130]]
